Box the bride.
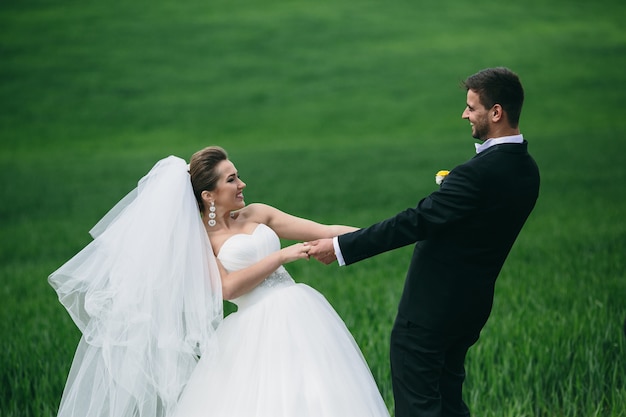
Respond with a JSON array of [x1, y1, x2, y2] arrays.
[[49, 146, 390, 417]]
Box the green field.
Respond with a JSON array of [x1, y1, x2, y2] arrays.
[[1, 0, 625, 416]]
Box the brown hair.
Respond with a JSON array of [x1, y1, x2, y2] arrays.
[[463, 67, 524, 128], [189, 146, 229, 211]]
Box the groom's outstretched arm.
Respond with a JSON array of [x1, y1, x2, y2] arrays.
[[308, 238, 337, 265]]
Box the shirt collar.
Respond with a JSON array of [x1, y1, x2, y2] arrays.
[[475, 134, 524, 154]]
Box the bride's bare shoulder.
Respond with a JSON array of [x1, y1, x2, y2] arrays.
[[233, 203, 273, 222]]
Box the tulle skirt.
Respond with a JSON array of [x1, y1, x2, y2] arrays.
[[173, 282, 390, 417]]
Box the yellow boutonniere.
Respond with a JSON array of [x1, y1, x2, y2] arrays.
[[435, 170, 449, 185]]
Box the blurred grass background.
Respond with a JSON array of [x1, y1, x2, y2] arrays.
[[1, 0, 625, 416]]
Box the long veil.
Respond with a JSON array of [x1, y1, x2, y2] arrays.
[[49, 156, 223, 417]]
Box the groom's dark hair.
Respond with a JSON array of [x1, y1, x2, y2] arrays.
[[463, 67, 524, 129]]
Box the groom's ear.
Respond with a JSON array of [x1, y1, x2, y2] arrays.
[[491, 104, 503, 121]]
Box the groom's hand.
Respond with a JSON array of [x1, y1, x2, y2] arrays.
[[307, 238, 337, 265]]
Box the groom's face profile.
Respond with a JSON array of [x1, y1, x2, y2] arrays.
[[462, 89, 491, 141]]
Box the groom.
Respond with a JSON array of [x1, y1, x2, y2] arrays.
[[309, 67, 540, 417]]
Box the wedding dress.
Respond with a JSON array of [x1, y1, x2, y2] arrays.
[[49, 155, 389, 417], [173, 223, 390, 417]]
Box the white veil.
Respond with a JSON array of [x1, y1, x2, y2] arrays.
[[49, 156, 223, 417]]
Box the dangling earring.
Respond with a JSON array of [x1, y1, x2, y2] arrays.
[[208, 201, 216, 227]]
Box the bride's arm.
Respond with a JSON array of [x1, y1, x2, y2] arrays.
[[218, 241, 310, 300], [239, 203, 358, 240], [219, 203, 357, 300]]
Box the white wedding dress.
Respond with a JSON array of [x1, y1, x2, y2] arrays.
[[173, 223, 390, 417], [50, 156, 389, 417]]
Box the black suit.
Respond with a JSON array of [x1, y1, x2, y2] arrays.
[[338, 141, 540, 416]]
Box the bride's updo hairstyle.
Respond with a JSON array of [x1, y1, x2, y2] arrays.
[[189, 146, 229, 211]]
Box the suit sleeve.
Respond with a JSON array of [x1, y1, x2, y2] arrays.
[[338, 162, 483, 265]]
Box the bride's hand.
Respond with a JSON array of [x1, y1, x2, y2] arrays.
[[307, 239, 337, 265], [279, 242, 311, 264]]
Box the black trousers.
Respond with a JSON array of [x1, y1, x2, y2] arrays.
[[390, 315, 480, 417]]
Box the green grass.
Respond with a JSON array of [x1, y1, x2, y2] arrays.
[[1, 0, 625, 416]]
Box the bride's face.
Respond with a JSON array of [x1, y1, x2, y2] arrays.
[[212, 160, 246, 212]]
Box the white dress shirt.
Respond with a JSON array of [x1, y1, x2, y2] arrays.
[[474, 134, 523, 154]]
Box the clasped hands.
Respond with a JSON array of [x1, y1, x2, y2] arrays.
[[301, 238, 337, 265]]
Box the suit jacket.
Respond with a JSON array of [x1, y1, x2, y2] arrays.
[[338, 141, 540, 332]]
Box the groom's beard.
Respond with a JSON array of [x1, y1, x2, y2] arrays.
[[471, 116, 490, 141]]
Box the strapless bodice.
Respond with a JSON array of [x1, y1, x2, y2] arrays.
[[217, 224, 295, 308]]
